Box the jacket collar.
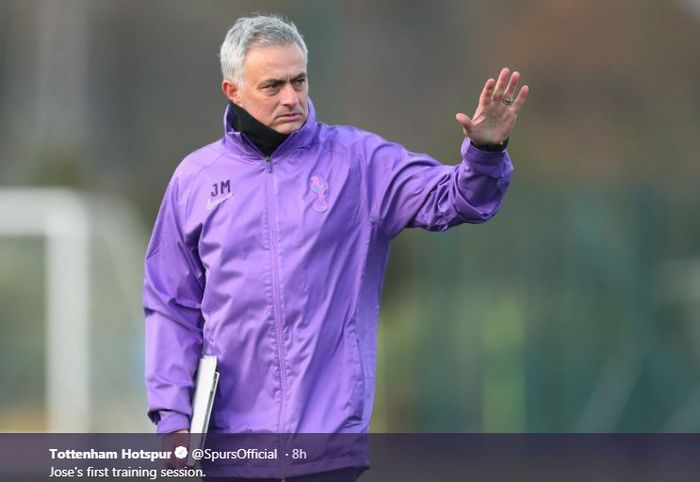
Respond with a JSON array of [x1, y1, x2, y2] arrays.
[[222, 98, 318, 160]]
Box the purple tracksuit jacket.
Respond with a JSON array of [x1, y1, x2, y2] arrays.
[[144, 99, 512, 474]]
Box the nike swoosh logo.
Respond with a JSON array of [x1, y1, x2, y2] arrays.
[[206, 192, 233, 210]]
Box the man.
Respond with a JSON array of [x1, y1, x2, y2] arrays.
[[144, 14, 528, 481]]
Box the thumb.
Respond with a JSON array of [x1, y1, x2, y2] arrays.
[[455, 113, 473, 137]]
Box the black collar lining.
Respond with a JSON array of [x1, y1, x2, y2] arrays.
[[229, 102, 290, 157]]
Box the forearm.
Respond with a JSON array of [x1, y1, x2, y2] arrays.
[[145, 307, 203, 433], [453, 137, 513, 222]]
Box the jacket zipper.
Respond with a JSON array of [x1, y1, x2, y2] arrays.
[[265, 155, 288, 480]]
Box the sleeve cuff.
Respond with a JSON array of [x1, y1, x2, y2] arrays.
[[461, 138, 507, 161], [470, 137, 509, 152], [156, 411, 190, 434], [460, 138, 511, 176]]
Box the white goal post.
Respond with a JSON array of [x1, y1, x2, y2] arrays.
[[0, 188, 89, 432], [0, 187, 149, 432]]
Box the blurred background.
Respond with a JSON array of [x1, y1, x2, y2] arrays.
[[1, 0, 699, 433]]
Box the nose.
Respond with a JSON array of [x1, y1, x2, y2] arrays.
[[279, 84, 299, 108]]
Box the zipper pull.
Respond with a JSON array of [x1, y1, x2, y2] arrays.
[[265, 155, 272, 172]]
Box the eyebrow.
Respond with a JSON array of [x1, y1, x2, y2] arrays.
[[259, 73, 307, 87]]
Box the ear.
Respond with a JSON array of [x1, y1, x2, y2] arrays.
[[221, 79, 242, 105]]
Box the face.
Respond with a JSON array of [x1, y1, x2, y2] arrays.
[[222, 43, 309, 134]]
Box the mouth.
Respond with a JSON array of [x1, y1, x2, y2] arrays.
[[276, 112, 302, 121]]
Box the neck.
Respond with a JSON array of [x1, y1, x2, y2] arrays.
[[229, 102, 290, 157]]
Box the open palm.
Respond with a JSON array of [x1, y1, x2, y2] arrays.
[[456, 67, 529, 146]]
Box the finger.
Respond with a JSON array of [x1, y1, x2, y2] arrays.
[[479, 78, 496, 107], [510, 85, 529, 113], [491, 67, 510, 103], [455, 113, 474, 136], [503, 71, 520, 103]]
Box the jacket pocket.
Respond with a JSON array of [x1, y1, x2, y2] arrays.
[[343, 318, 365, 423]]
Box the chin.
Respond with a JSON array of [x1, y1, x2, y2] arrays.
[[273, 120, 304, 134]]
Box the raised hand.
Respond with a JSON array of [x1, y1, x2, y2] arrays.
[[456, 67, 529, 146]]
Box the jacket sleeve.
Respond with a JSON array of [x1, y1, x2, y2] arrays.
[[143, 175, 205, 434], [364, 135, 514, 239]]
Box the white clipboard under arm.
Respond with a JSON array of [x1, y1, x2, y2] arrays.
[[187, 355, 219, 465]]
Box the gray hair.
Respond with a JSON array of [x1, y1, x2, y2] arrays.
[[220, 14, 308, 84]]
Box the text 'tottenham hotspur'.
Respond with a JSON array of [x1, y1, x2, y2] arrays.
[[49, 449, 180, 463]]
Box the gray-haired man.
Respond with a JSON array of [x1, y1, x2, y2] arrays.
[[146, 13, 528, 482]]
